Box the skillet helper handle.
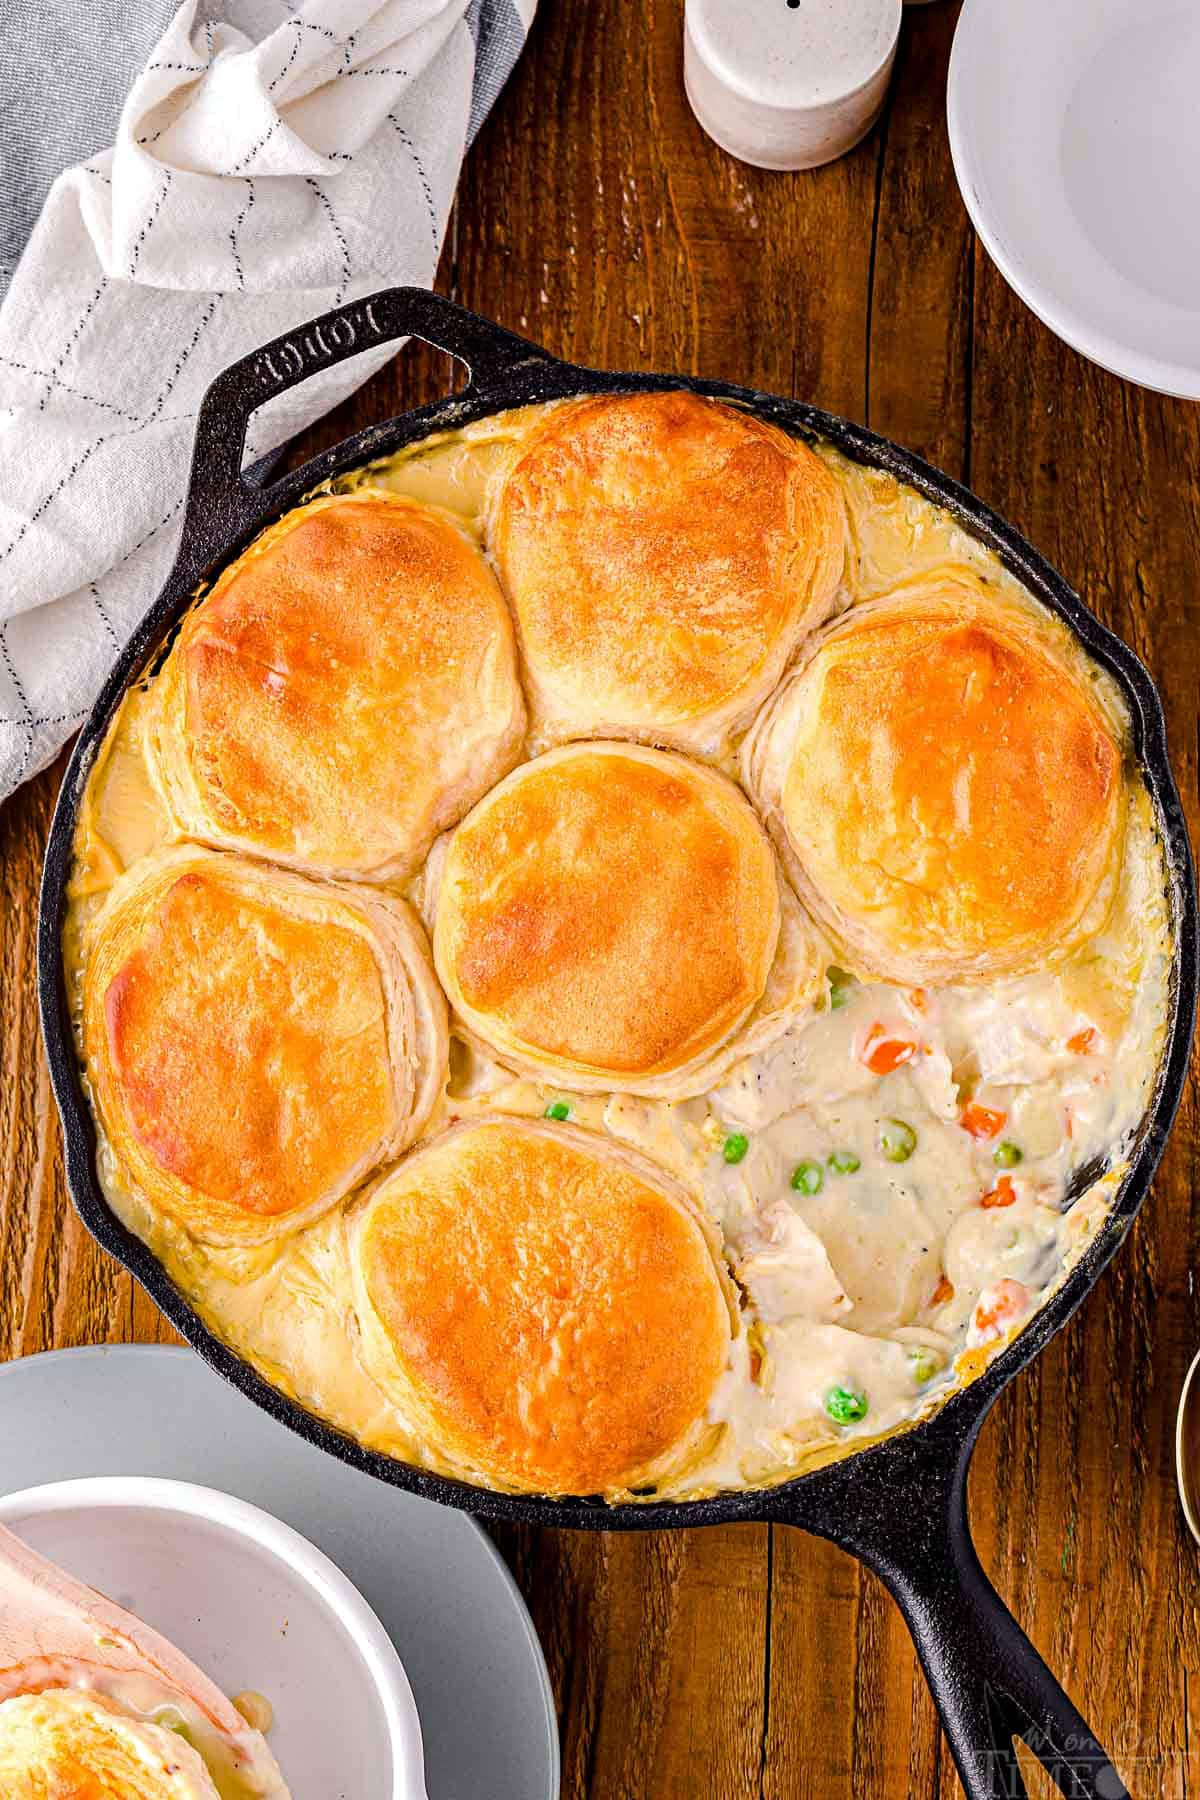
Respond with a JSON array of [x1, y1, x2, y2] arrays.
[[177, 287, 559, 584], [770, 1415, 1128, 1800]]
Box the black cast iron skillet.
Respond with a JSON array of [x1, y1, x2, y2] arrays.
[[38, 287, 1197, 1800]]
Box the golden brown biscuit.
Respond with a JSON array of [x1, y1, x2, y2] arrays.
[[0, 1521, 288, 1796], [0, 1690, 222, 1798], [490, 390, 845, 752], [81, 846, 447, 1245], [349, 1116, 735, 1495], [742, 575, 1125, 982], [431, 742, 821, 1097], [145, 490, 526, 881]]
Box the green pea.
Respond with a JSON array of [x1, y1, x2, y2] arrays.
[[723, 1133, 750, 1165], [907, 1346, 944, 1386], [790, 1160, 824, 1195], [880, 1117, 917, 1162], [828, 1149, 861, 1175], [827, 966, 855, 1010], [993, 1141, 1023, 1169], [544, 1101, 571, 1121], [825, 1384, 868, 1425]]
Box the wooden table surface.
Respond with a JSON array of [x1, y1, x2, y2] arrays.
[[3, 4, 1200, 1796]]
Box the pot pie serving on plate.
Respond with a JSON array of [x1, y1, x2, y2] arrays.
[[0, 1521, 288, 1798], [62, 391, 1173, 1503], [0, 1690, 229, 1800]]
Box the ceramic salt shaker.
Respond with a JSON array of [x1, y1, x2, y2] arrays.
[[684, 0, 902, 172]]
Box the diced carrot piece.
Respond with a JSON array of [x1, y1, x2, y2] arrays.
[[1067, 1027, 1098, 1055], [930, 1273, 954, 1306], [974, 1279, 1029, 1336], [980, 1175, 1017, 1209], [961, 1101, 1007, 1141], [862, 1026, 917, 1075]]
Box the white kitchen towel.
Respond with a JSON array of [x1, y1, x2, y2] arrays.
[[0, 0, 535, 800]]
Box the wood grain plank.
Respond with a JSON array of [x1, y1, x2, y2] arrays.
[[966, 206, 1200, 1800], [0, 751, 181, 1357], [766, 10, 973, 1797], [864, 3, 973, 473], [0, 754, 120, 1356], [453, 0, 878, 410]]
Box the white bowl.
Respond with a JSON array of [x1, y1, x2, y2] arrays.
[[948, 0, 1200, 398], [0, 1476, 427, 1800]]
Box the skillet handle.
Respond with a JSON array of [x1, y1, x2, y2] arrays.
[[769, 1411, 1128, 1800], [176, 287, 560, 584]]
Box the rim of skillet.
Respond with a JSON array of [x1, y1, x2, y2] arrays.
[[37, 337, 1200, 1533]]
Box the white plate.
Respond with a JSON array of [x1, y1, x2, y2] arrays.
[[948, 0, 1200, 398], [0, 1345, 558, 1800], [0, 1477, 427, 1800]]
